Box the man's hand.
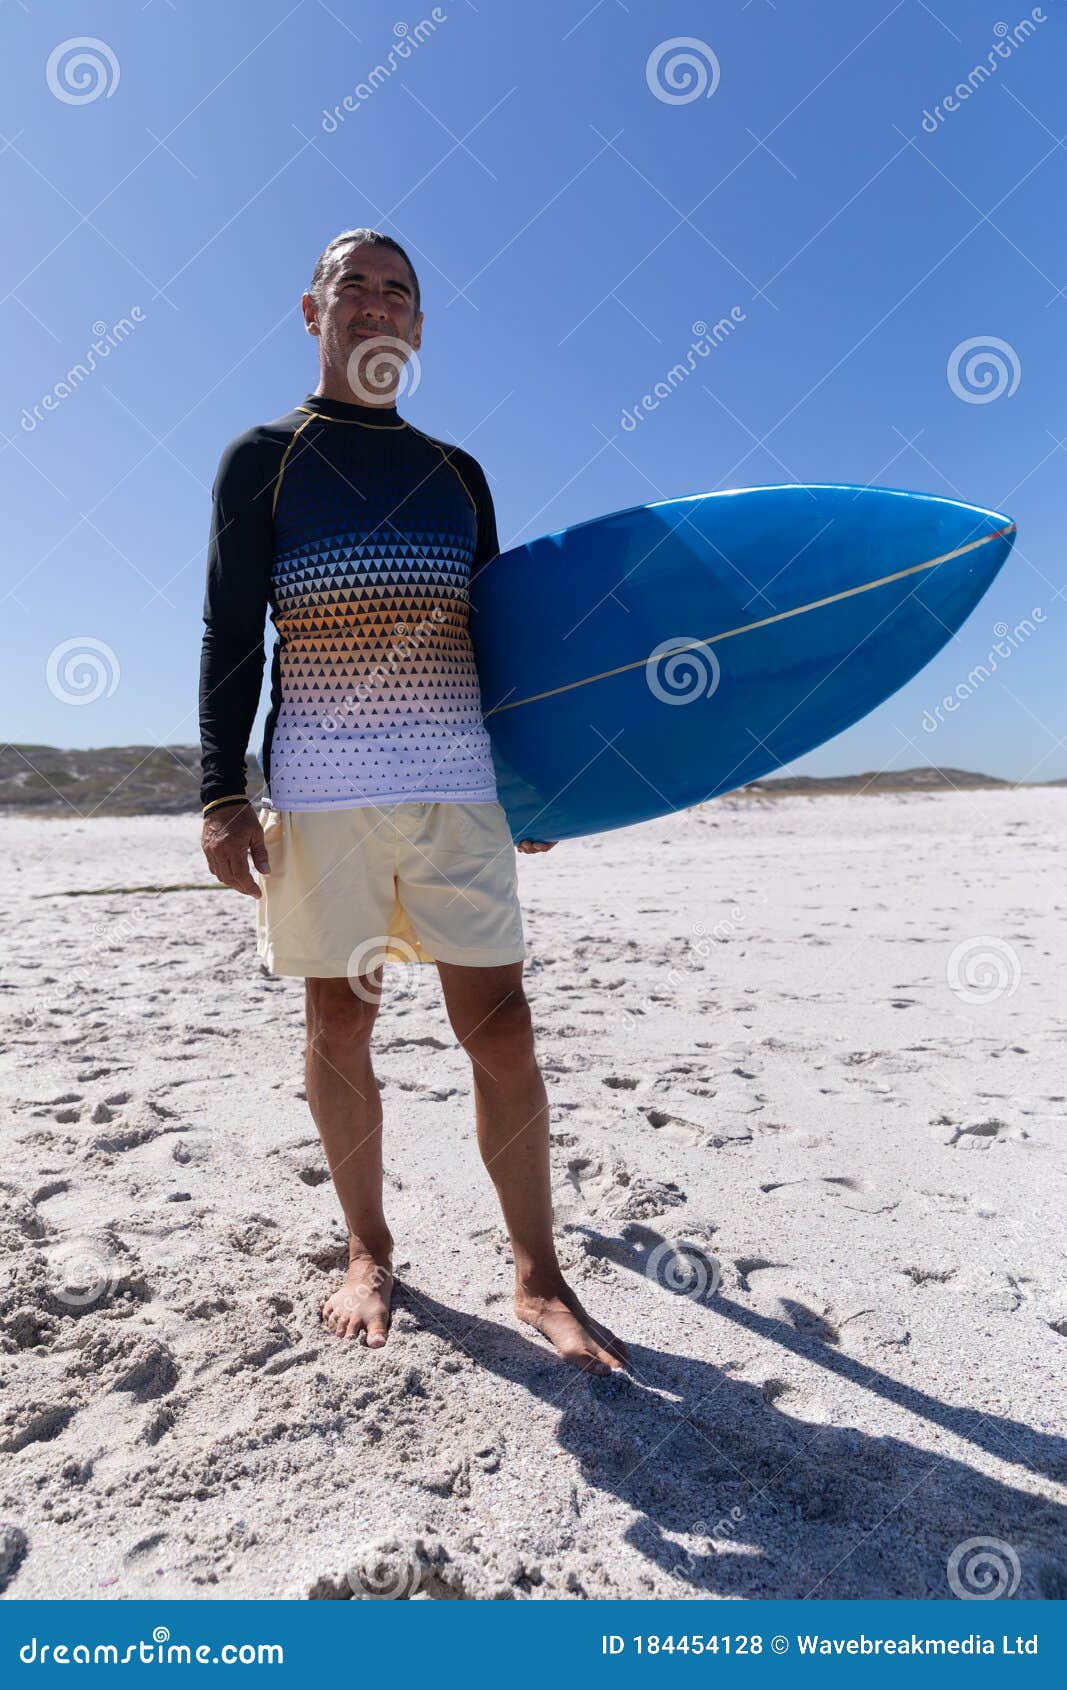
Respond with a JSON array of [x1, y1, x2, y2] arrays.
[[201, 802, 270, 898], [516, 839, 557, 854]]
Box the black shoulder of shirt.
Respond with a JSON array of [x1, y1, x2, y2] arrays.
[[208, 409, 305, 496]]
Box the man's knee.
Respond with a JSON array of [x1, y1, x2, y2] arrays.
[[305, 976, 379, 1050], [453, 990, 534, 1064]]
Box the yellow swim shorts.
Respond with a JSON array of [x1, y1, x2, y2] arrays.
[[253, 800, 526, 979]]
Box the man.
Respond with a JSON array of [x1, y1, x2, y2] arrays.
[[198, 228, 626, 1376]]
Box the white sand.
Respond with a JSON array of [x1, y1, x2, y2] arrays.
[[1, 790, 1064, 1601]]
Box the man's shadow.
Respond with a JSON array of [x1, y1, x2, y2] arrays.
[[396, 1232, 1066, 1600]]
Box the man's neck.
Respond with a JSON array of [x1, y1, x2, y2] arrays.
[[313, 376, 398, 410]]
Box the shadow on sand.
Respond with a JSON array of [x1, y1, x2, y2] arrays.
[[398, 1227, 1066, 1600]]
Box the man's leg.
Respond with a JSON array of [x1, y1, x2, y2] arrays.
[[437, 961, 628, 1376], [305, 974, 393, 1346]]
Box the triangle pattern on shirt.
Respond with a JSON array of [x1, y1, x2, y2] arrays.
[[265, 415, 497, 808]]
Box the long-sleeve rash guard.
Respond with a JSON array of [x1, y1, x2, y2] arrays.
[[198, 393, 501, 812]]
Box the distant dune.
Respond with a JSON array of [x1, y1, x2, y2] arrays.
[[0, 744, 262, 816], [0, 743, 1056, 816], [737, 767, 1038, 797]]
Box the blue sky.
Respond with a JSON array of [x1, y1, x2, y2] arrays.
[[2, 0, 1064, 782]]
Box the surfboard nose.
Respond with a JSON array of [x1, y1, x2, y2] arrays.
[[915, 492, 1015, 556], [739, 484, 1017, 616], [951, 503, 1017, 596], [880, 490, 1016, 610], [957, 503, 1016, 573]]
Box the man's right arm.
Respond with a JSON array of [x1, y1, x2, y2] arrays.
[[198, 432, 277, 814]]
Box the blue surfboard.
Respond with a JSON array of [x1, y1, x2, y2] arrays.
[[470, 485, 1015, 841]]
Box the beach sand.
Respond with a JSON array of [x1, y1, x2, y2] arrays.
[[1, 789, 1064, 1600]]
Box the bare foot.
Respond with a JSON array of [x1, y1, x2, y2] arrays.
[[515, 1276, 628, 1377], [322, 1250, 393, 1346]]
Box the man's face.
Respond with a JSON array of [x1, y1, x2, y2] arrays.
[[303, 242, 423, 386]]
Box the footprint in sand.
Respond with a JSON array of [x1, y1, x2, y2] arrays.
[[778, 1297, 841, 1346], [734, 1264, 842, 1345], [760, 1174, 872, 1198], [760, 1377, 835, 1424], [23, 1092, 84, 1123], [295, 1164, 331, 1187], [91, 1122, 161, 1153], [733, 1255, 787, 1293], [124, 1531, 168, 1567], [107, 1339, 180, 1403], [552, 1156, 687, 1225], [31, 1179, 69, 1206], [226, 1216, 283, 1258], [945, 1118, 1027, 1149], [642, 1108, 705, 1148], [643, 1099, 753, 1150], [902, 1265, 958, 1287], [1, 1402, 79, 1454], [610, 1177, 687, 1223]]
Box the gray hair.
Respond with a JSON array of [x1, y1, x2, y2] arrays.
[[308, 228, 421, 314]]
